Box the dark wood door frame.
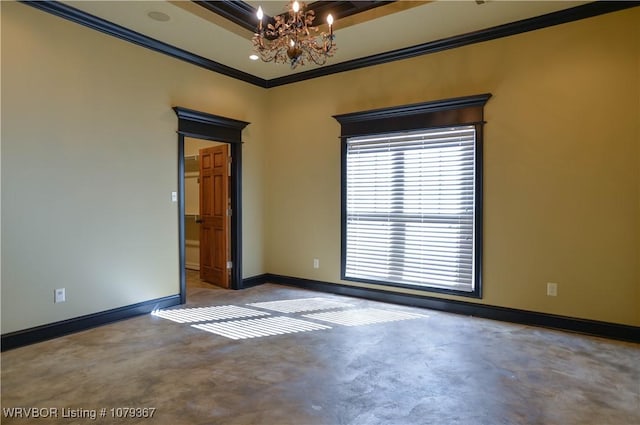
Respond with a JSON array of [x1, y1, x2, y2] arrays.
[[173, 107, 249, 304]]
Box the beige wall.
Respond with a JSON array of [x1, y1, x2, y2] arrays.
[[2, 2, 638, 335], [1, 2, 266, 333], [264, 8, 640, 326]]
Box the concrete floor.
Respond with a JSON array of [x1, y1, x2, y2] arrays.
[[2, 282, 639, 425], [185, 269, 226, 290]]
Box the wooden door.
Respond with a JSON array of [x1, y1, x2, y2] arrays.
[[199, 144, 230, 288]]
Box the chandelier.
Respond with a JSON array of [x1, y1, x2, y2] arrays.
[[252, 1, 336, 69]]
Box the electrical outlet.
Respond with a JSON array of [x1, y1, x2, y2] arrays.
[[313, 258, 320, 269], [54, 288, 66, 303], [546, 282, 558, 297]]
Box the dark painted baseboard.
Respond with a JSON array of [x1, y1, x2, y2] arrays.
[[264, 274, 640, 343], [1, 295, 181, 351], [242, 274, 270, 288], [4, 275, 636, 350]]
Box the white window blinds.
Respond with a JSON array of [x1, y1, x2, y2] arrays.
[[345, 125, 476, 292]]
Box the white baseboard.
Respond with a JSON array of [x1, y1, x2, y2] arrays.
[[185, 239, 200, 271]]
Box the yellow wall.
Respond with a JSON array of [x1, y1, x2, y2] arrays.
[[2, 2, 638, 335], [264, 8, 640, 326], [1, 2, 267, 333]]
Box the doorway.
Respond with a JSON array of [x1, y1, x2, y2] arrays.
[[174, 107, 249, 304], [184, 139, 231, 290]]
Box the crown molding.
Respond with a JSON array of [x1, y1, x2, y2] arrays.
[[266, 1, 639, 87], [194, 0, 258, 33], [20, 0, 268, 88], [195, 0, 394, 32], [20, 1, 640, 88]]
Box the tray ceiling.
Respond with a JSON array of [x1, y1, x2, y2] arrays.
[[59, 1, 590, 81]]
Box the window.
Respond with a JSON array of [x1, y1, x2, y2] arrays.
[[334, 94, 491, 298]]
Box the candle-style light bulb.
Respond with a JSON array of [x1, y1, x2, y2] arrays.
[[327, 14, 334, 37], [256, 6, 263, 30], [292, 1, 300, 13]]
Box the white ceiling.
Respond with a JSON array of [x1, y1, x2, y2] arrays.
[[61, 1, 588, 81]]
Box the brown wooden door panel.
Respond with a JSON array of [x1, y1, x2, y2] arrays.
[[213, 174, 224, 216], [200, 224, 212, 268], [200, 175, 212, 216], [199, 144, 230, 288]]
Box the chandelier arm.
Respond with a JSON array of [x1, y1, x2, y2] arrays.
[[251, 0, 336, 68]]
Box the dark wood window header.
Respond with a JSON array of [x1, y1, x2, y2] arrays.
[[173, 106, 249, 144], [333, 93, 492, 138]]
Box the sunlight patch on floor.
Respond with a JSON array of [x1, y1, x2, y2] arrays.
[[151, 305, 269, 323], [192, 316, 332, 340], [153, 298, 428, 340], [303, 308, 427, 326], [247, 297, 355, 313]]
